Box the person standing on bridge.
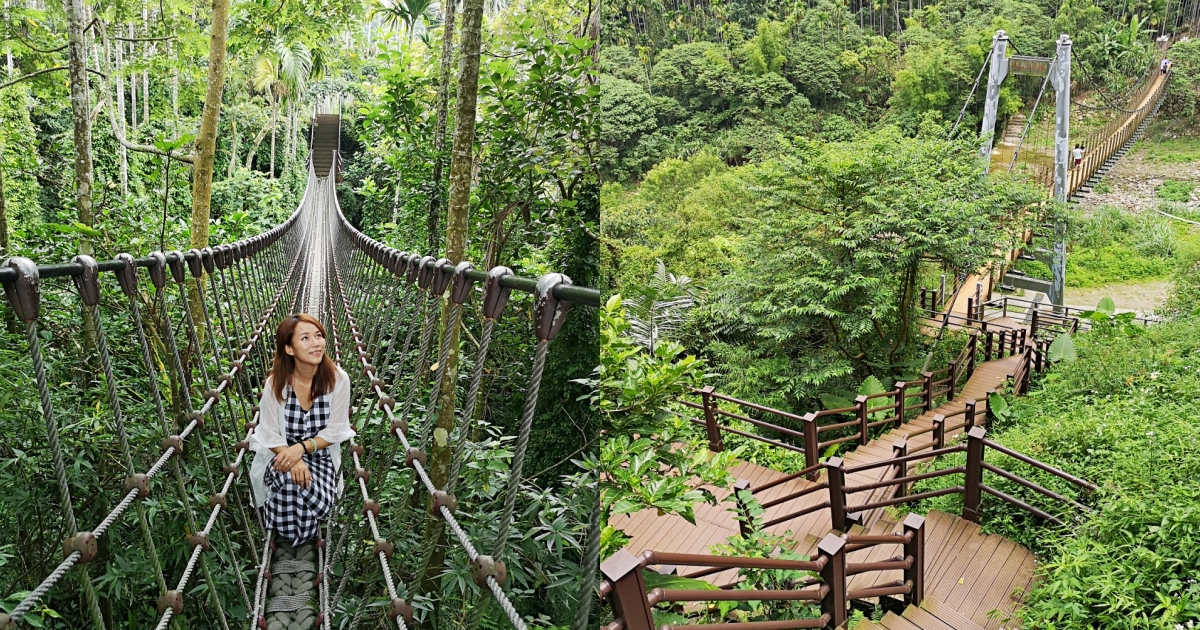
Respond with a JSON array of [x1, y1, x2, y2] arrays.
[[1073, 144, 1084, 167], [249, 313, 355, 545]]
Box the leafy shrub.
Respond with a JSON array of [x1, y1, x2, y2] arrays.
[[1156, 179, 1198, 202]]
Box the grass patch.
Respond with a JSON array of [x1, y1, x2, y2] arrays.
[[1093, 178, 1113, 194], [1137, 136, 1200, 164], [1156, 179, 1198, 202]]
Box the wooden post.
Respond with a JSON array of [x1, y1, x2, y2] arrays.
[[894, 381, 907, 429], [855, 395, 869, 446], [998, 330, 1008, 358], [964, 399, 977, 430], [893, 438, 908, 499], [947, 360, 957, 401], [818, 534, 848, 630], [966, 297, 974, 324], [732, 479, 754, 538], [599, 549, 655, 630], [700, 386, 723, 453], [967, 331, 978, 375], [933, 414, 945, 450], [902, 513, 925, 605], [1001, 296, 1008, 319], [975, 282, 982, 319], [983, 323, 993, 361], [1030, 309, 1039, 339], [803, 412, 820, 479], [825, 457, 848, 533], [962, 427, 986, 523], [922, 372, 934, 412]]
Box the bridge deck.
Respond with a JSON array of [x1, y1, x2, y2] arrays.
[[610, 355, 1031, 627]]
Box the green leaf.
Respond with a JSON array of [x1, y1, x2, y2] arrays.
[[988, 391, 1008, 417], [858, 375, 886, 397], [820, 393, 854, 410], [1096, 297, 1116, 315], [643, 571, 720, 592], [1048, 334, 1077, 363]]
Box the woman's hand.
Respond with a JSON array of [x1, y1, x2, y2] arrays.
[[289, 460, 312, 489], [273, 443, 307, 472]]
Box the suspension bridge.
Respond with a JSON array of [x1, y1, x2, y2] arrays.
[[0, 113, 601, 629], [601, 29, 1185, 630]]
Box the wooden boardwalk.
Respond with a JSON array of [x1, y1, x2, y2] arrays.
[[609, 355, 1032, 628]]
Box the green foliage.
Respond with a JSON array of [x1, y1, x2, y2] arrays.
[[586, 296, 735, 558], [697, 128, 1040, 409], [1065, 206, 1185, 287], [1156, 179, 1198, 202], [909, 318, 1200, 627]]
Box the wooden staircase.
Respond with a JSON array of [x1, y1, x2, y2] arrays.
[[311, 114, 341, 179], [857, 598, 989, 630], [610, 354, 1034, 626]]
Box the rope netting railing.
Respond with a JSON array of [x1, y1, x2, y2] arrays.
[[0, 200, 304, 629], [0, 142, 601, 629]]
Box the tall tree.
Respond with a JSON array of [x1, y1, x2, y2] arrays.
[[420, 0, 483, 607], [190, 0, 231, 252], [428, 0, 456, 253]]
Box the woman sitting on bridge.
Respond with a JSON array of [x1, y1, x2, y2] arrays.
[[249, 313, 355, 545]]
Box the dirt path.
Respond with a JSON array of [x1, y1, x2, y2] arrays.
[[1065, 280, 1173, 316]]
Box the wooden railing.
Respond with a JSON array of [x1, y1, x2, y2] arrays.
[[683, 325, 1038, 475], [979, 295, 1162, 336], [600, 515, 928, 630]]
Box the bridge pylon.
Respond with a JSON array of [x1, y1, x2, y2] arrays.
[[979, 30, 1069, 308]]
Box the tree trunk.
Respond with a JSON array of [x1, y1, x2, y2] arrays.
[[189, 0, 232, 346], [129, 24, 136, 139], [427, 0, 457, 254], [419, 0, 484, 604], [245, 117, 270, 170], [1, 160, 17, 334], [114, 28, 129, 197], [228, 117, 239, 178], [269, 98, 277, 178]]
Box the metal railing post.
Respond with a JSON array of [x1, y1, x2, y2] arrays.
[[825, 457, 848, 533], [818, 534, 848, 630], [855, 395, 869, 446], [893, 438, 908, 499], [962, 427, 986, 523], [803, 412, 820, 479], [902, 514, 925, 605], [894, 382, 907, 429], [700, 386, 723, 453], [599, 550, 655, 630]]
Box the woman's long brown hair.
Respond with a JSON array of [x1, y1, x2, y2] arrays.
[[270, 313, 337, 403]]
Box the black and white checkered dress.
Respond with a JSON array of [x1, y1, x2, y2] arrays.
[[262, 385, 338, 545]]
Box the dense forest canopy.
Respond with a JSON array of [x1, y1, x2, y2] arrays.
[[0, 0, 599, 627]]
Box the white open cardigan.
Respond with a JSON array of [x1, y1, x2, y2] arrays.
[[248, 366, 356, 507]]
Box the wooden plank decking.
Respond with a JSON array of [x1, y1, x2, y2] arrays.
[[608, 354, 1033, 628]]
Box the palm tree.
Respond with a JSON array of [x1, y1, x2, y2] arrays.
[[372, 0, 441, 46], [624, 261, 701, 350], [251, 39, 321, 177]]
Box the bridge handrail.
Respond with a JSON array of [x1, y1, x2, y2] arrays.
[[600, 516, 927, 630]]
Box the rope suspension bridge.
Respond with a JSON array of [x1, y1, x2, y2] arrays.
[[0, 113, 601, 629]]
